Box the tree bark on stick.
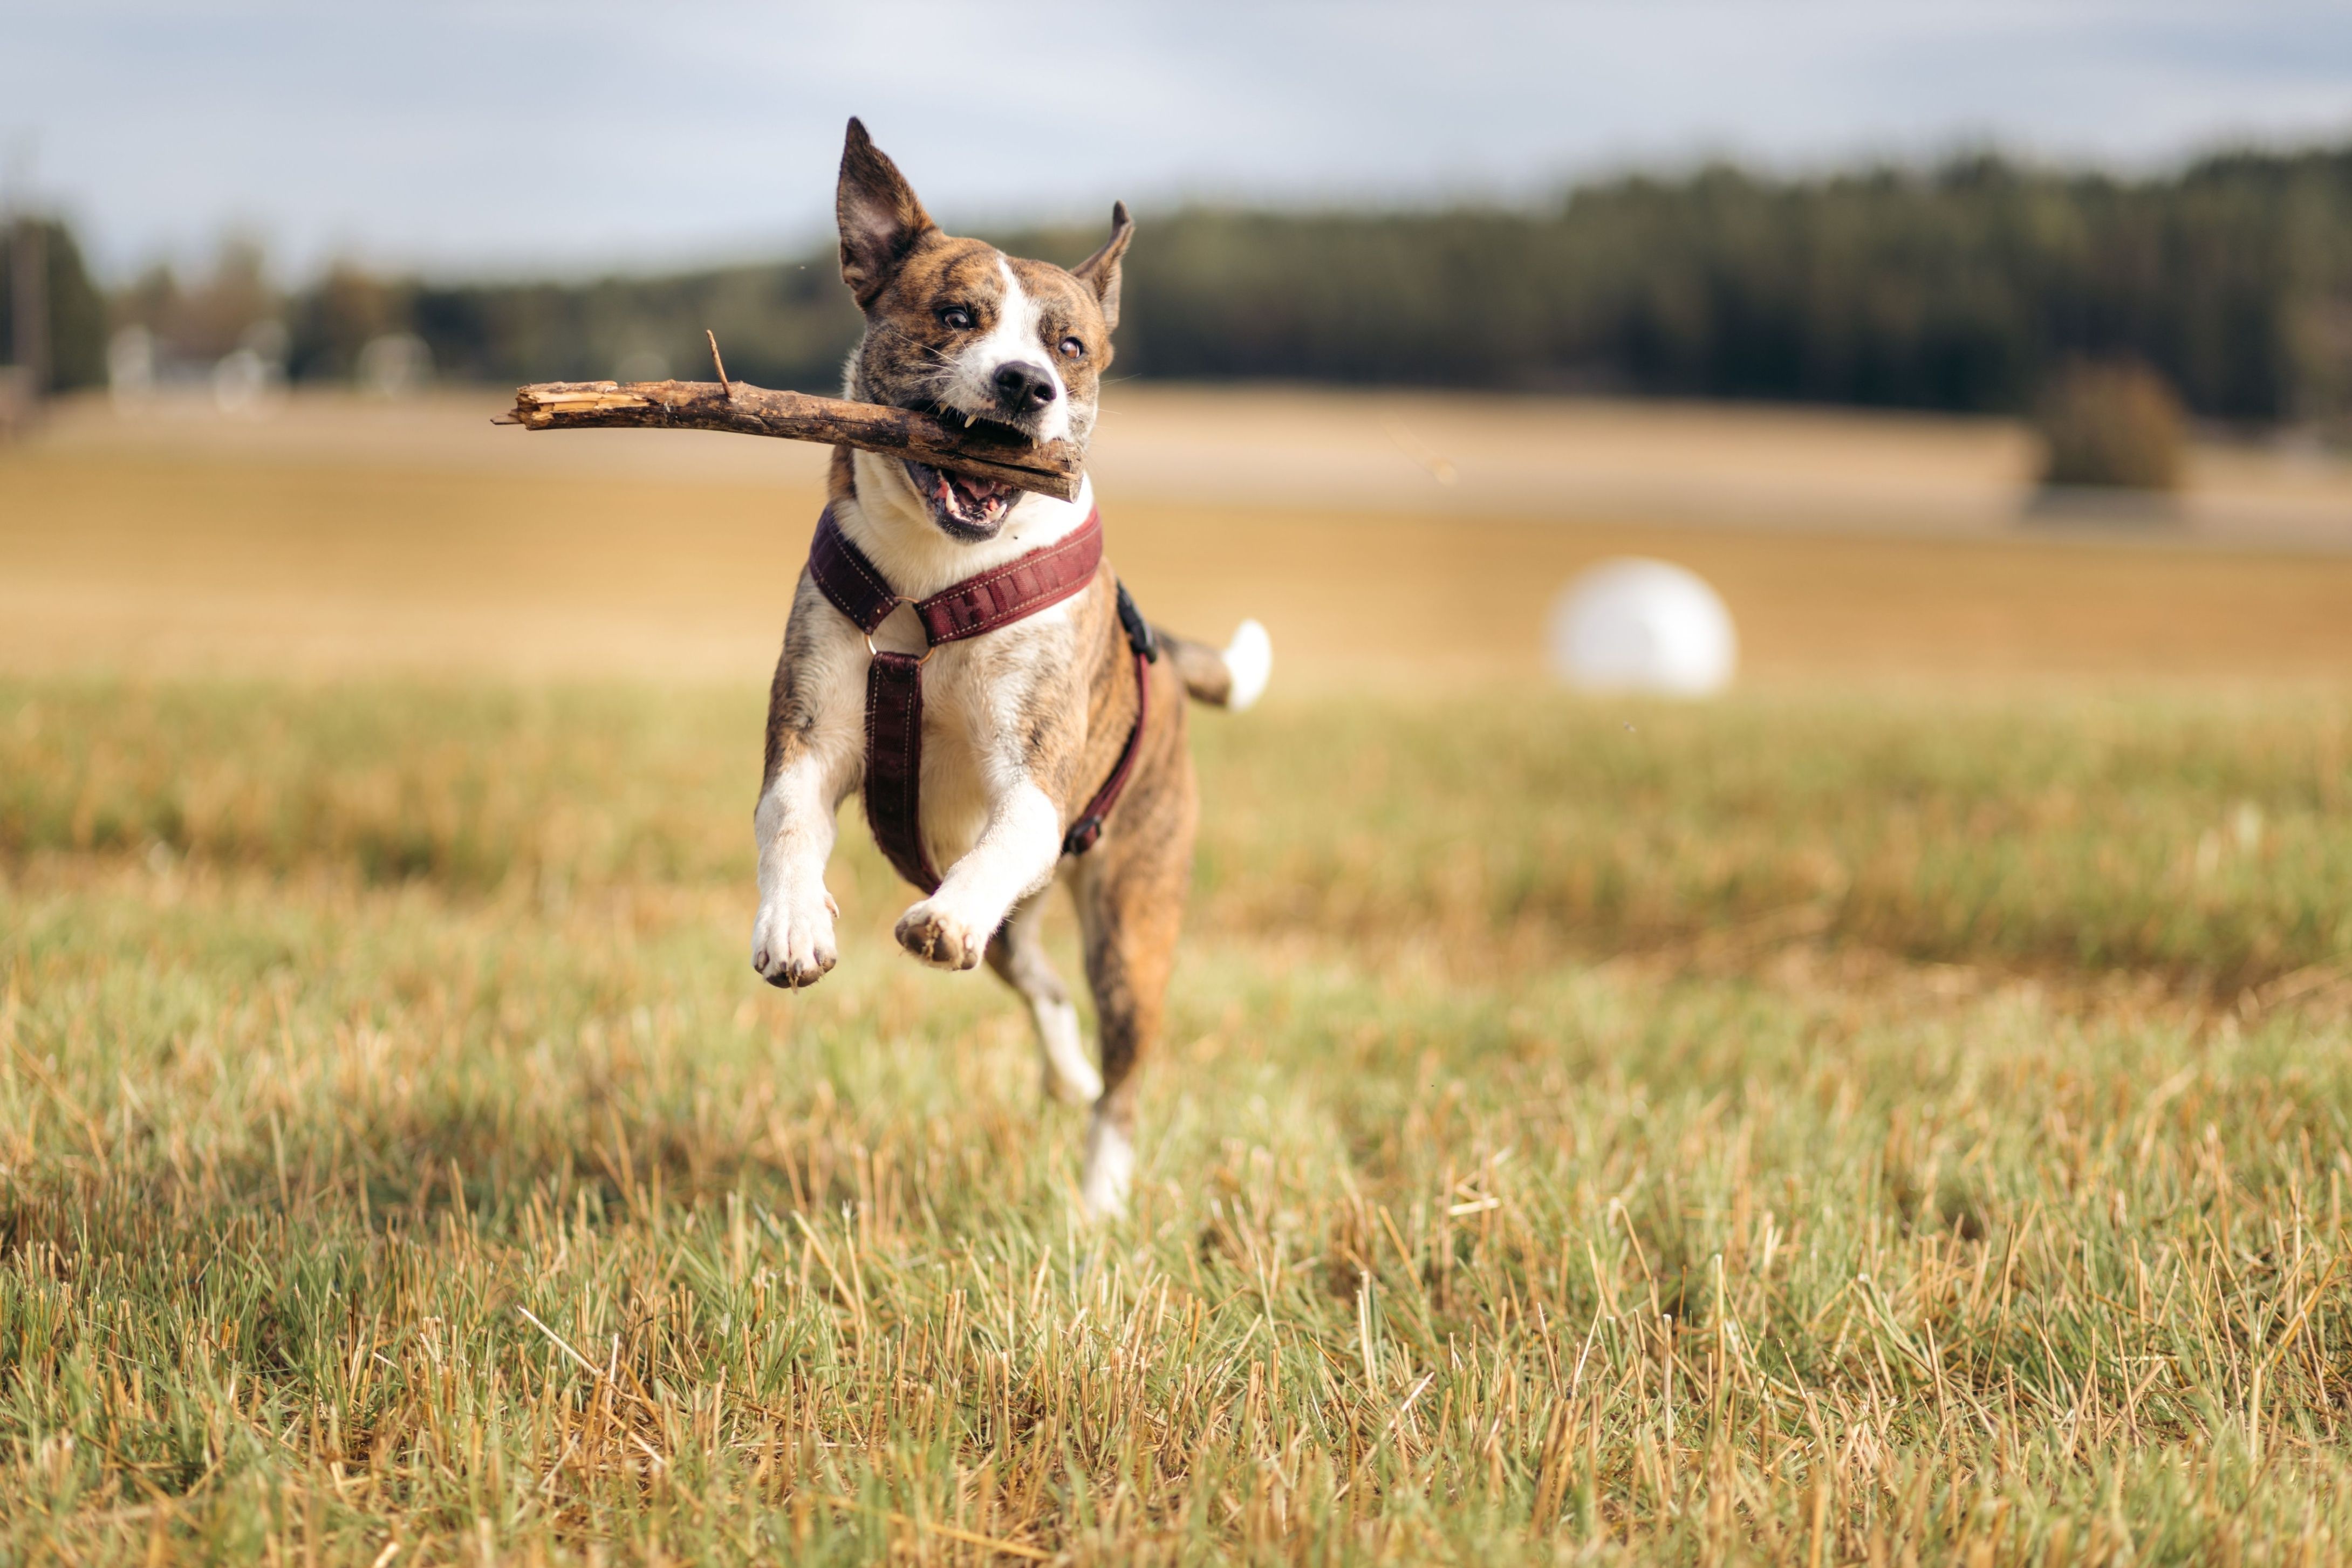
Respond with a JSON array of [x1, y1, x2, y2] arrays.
[[500, 379, 1083, 502]]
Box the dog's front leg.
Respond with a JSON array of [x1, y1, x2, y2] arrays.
[[895, 777, 1063, 971], [751, 738, 853, 988], [751, 607, 862, 990]]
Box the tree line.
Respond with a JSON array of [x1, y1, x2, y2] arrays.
[[0, 220, 110, 392], [39, 144, 2352, 423]]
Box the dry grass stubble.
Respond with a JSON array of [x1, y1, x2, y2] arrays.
[[5, 682, 2352, 1563]]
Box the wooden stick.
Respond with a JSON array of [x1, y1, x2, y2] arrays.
[[498, 379, 1083, 502]]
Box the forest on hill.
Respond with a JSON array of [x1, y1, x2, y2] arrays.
[[35, 143, 2352, 423]]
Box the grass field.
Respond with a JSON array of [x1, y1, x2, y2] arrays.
[[5, 395, 2352, 1563]]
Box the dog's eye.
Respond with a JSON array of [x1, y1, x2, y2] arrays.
[[939, 306, 974, 331], [1058, 336, 1086, 360]]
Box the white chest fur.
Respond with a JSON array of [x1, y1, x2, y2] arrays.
[[833, 463, 1095, 869]]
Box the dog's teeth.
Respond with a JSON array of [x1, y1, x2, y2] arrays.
[[962, 413, 974, 428]]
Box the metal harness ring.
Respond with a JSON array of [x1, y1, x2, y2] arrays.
[[865, 599, 936, 665]]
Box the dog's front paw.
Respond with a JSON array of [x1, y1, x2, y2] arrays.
[[894, 897, 988, 971], [751, 886, 839, 989]]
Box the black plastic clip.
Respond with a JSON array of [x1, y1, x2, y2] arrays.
[[1115, 581, 1159, 662]]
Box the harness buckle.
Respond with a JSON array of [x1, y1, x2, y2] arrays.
[[1116, 582, 1159, 662]]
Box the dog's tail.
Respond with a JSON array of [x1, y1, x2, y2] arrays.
[[1160, 619, 1272, 712]]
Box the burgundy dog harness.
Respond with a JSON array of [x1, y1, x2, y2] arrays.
[[805, 504, 1157, 893]]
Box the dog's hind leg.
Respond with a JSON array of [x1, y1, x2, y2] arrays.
[[986, 894, 1102, 1107], [1072, 858, 1185, 1220], [1069, 743, 1197, 1221]]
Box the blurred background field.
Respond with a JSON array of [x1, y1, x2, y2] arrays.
[[10, 5, 2352, 1563], [8, 386, 2352, 685]]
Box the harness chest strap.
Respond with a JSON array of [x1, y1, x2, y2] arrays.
[[805, 504, 1154, 893]]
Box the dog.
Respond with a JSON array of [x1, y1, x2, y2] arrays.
[[750, 119, 1270, 1219]]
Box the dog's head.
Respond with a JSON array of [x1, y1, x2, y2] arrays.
[[835, 117, 1131, 542]]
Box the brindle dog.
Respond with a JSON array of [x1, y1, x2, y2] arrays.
[[750, 119, 1270, 1219]]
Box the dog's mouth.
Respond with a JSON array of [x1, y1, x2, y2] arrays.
[[902, 458, 1015, 539], [900, 402, 1030, 539]]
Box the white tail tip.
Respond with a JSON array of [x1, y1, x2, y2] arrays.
[[1223, 619, 1272, 713]]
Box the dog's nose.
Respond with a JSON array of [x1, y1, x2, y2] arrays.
[[990, 361, 1058, 413]]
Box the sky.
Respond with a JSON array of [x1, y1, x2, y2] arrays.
[[5, 1, 2351, 282]]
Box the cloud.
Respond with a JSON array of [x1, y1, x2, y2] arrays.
[[6, 1, 2348, 277]]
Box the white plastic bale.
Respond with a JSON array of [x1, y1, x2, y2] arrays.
[[1547, 558, 1737, 696]]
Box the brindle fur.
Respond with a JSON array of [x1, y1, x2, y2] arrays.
[[751, 120, 1239, 1218]]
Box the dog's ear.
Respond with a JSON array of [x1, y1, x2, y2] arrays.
[[1072, 201, 1134, 332], [837, 117, 935, 306]]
